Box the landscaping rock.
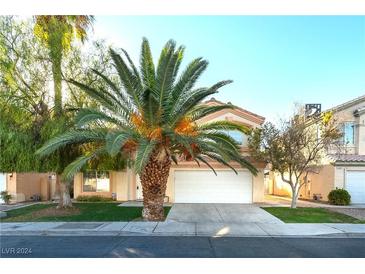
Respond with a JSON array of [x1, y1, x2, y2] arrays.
[[328, 208, 365, 221]]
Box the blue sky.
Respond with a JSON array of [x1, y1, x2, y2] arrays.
[[93, 16, 365, 121]]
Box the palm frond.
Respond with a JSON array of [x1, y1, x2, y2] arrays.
[[155, 41, 185, 114], [62, 148, 105, 181], [189, 104, 235, 121], [36, 129, 107, 157], [134, 139, 158, 174], [120, 48, 142, 85], [170, 80, 232, 126], [165, 58, 208, 120], [68, 79, 130, 116], [75, 108, 128, 128], [199, 120, 250, 134], [201, 152, 238, 175], [199, 131, 241, 151], [91, 69, 136, 111], [109, 48, 143, 110], [140, 38, 156, 89], [106, 130, 135, 156], [195, 155, 217, 175]]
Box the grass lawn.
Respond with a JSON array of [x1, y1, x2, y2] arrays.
[[0, 203, 171, 222], [262, 207, 365, 223]]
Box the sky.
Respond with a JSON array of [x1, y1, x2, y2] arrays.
[[92, 16, 365, 122]]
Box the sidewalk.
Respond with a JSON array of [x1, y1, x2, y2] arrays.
[[1, 221, 365, 237]]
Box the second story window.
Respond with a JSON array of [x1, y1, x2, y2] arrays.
[[225, 130, 248, 146], [342, 122, 355, 145]]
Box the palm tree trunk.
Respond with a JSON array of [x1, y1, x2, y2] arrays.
[[58, 179, 72, 208], [140, 152, 171, 221], [51, 55, 62, 117]]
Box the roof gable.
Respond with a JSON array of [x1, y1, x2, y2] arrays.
[[198, 98, 265, 126], [327, 94, 365, 113]]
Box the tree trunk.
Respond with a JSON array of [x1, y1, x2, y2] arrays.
[[140, 151, 171, 221], [51, 55, 62, 117], [290, 185, 299, 209], [58, 180, 72, 208]]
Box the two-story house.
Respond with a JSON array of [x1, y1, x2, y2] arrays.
[[73, 98, 267, 204], [298, 95, 365, 203]]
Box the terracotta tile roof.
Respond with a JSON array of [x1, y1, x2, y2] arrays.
[[328, 154, 365, 163], [203, 97, 265, 122]]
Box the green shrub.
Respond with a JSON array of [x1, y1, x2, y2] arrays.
[[76, 195, 113, 202], [328, 188, 351, 205], [0, 191, 12, 204]]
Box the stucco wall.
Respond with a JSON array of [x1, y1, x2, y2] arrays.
[[252, 170, 265, 202], [299, 165, 335, 201], [16, 173, 50, 201], [270, 166, 336, 201], [6, 173, 50, 202], [270, 172, 292, 197], [6, 173, 17, 195]]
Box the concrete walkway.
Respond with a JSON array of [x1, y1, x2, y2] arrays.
[[1, 221, 365, 237], [0, 201, 42, 211]]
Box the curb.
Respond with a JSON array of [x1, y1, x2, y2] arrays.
[[1, 231, 365, 238]]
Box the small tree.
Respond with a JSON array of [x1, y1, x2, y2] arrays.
[[249, 111, 342, 208]]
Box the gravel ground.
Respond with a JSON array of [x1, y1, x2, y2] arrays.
[[328, 208, 365, 221]]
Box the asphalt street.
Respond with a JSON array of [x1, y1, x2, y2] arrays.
[[1, 236, 365, 258]]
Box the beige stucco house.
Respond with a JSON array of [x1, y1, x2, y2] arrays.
[[269, 95, 365, 204], [74, 98, 267, 204]]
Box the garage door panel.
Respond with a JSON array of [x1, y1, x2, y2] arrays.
[[174, 170, 252, 203], [346, 171, 365, 204]]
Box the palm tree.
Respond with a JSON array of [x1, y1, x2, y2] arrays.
[[34, 15, 94, 116], [34, 15, 94, 207], [37, 38, 257, 220]]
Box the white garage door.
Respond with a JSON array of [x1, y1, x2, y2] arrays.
[[346, 171, 365, 204], [174, 170, 252, 203]]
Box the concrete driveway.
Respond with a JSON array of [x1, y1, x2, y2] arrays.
[[166, 203, 283, 224]]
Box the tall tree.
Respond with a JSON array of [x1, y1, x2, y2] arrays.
[[248, 111, 342, 208], [34, 15, 94, 116], [37, 38, 258, 221], [1, 16, 118, 207], [0, 16, 54, 172], [33, 15, 94, 207]]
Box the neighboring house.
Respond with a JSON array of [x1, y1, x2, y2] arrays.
[[74, 98, 267, 204], [269, 95, 365, 204], [4, 172, 59, 203]]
